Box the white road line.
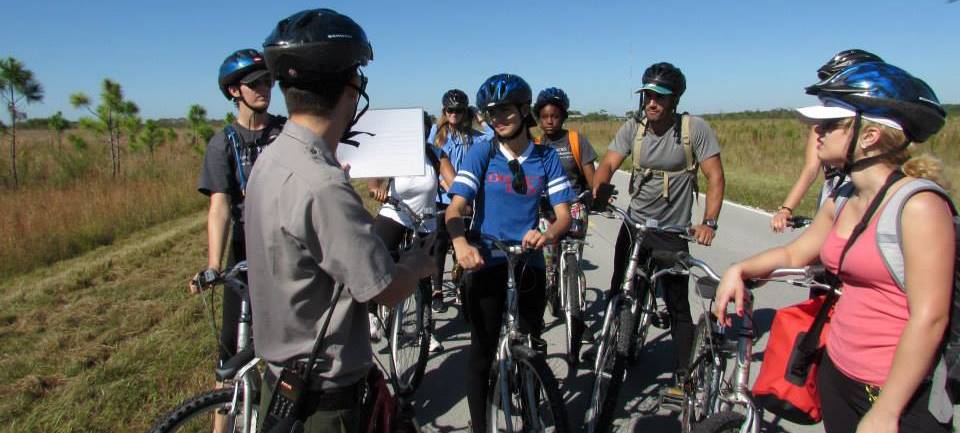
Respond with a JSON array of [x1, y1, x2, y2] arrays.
[[613, 169, 773, 217]]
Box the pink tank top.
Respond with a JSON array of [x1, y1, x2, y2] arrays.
[[820, 207, 908, 386]]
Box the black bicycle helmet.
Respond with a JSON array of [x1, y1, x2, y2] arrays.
[[805, 62, 946, 142], [263, 8, 373, 85], [816, 49, 884, 81], [442, 89, 469, 110], [534, 87, 570, 117], [218, 49, 269, 100], [639, 62, 686, 98]]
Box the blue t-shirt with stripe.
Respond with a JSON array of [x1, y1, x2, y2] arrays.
[[449, 138, 575, 266]]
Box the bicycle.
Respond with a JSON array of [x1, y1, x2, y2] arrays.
[[669, 215, 814, 433], [378, 197, 441, 395], [481, 235, 570, 433], [691, 265, 838, 433], [542, 191, 591, 367], [585, 202, 694, 433], [148, 261, 262, 433]]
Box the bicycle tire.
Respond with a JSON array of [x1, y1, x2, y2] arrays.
[[690, 410, 746, 433], [628, 280, 655, 364], [585, 308, 626, 433], [563, 254, 585, 366], [390, 280, 431, 394], [682, 313, 727, 433], [147, 387, 249, 433], [486, 346, 570, 433]]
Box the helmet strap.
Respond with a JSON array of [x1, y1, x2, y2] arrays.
[[340, 70, 374, 147], [848, 138, 911, 172], [839, 113, 863, 177]]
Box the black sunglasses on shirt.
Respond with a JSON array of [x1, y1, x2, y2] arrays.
[[507, 159, 527, 195]]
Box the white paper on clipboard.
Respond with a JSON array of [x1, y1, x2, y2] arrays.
[[336, 108, 425, 179]]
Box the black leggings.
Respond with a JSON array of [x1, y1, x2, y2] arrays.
[[608, 224, 693, 373], [818, 351, 951, 433], [466, 261, 547, 433]]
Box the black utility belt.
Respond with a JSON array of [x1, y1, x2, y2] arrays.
[[267, 363, 367, 410]]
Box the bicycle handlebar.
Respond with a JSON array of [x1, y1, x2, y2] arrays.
[[479, 235, 527, 257], [194, 261, 249, 298], [786, 216, 813, 229], [599, 203, 693, 240]]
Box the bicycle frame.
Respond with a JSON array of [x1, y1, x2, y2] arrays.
[[212, 262, 263, 433], [557, 238, 587, 326]]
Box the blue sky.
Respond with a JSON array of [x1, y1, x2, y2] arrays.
[[3, 0, 958, 121]]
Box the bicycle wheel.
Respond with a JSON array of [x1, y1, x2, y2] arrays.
[[585, 304, 626, 433], [487, 347, 569, 433], [627, 280, 656, 364], [690, 410, 745, 433], [390, 281, 430, 393], [681, 313, 727, 433], [147, 387, 251, 433], [562, 253, 586, 366]]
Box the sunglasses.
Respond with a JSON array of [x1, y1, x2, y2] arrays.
[[507, 159, 527, 194], [483, 105, 518, 121], [243, 77, 273, 89], [817, 118, 847, 133], [444, 107, 465, 115]]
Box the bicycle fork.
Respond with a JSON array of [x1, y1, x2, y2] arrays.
[[723, 293, 761, 433]]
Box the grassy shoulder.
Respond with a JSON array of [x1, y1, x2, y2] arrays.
[[0, 211, 215, 432]]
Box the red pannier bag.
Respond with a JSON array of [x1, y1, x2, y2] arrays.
[[752, 293, 836, 425]]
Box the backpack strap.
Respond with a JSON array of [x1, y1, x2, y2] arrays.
[[223, 124, 248, 194], [875, 178, 958, 291], [569, 130, 582, 170], [629, 113, 697, 200]]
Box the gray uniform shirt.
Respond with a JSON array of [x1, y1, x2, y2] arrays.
[[609, 115, 721, 226], [244, 121, 395, 389]]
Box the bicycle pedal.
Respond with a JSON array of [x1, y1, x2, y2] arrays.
[[651, 312, 672, 330], [657, 387, 685, 412]]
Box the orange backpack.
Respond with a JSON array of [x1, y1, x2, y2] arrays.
[[535, 130, 582, 173]]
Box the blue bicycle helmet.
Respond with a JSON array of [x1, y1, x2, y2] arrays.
[[218, 49, 269, 100], [476, 73, 535, 128], [805, 62, 945, 142], [534, 87, 570, 117]]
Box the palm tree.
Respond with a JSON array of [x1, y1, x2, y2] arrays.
[[0, 57, 44, 188]]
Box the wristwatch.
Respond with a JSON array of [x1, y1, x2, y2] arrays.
[[702, 218, 719, 231]]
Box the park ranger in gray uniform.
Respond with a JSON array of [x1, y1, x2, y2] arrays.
[[244, 9, 435, 433], [592, 62, 726, 398]]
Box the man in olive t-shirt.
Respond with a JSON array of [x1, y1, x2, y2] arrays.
[[593, 62, 725, 394]]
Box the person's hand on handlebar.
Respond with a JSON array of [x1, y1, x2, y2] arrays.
[[713, 265, 747, 324], [770, 207, 792, 233], [521, 229, 553, 251], [188, 267, 219, 294], [691, 224, 716, 246], [453, 239, 484, 271]]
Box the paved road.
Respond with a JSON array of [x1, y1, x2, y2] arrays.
[[376, 171, 818, 433]]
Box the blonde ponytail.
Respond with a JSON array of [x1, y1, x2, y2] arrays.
[[903, 153, 951, 191]]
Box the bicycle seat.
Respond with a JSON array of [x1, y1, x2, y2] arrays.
[[215, 346, 256, 382]]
